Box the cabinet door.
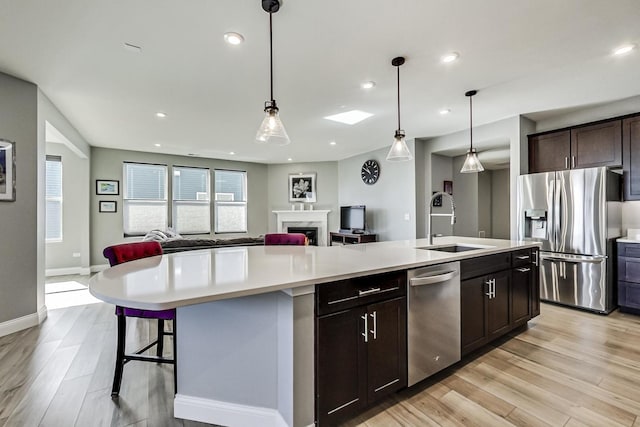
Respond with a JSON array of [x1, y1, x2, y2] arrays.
[[316, 308, 367, 426], [487, 270, 511, 340], [531, 258, 541, 318], [571, 120, 622, 169], [623, 115, 640, 201], [366, 298, 407, 403], [461, 276, 488, 355], [528, 130, 570, 173], [511, 266, 533, 327]]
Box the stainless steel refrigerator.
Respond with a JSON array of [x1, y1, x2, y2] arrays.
[[517, 167, 622, 313]]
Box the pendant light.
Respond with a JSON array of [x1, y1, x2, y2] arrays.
[[460, 90, 485, 173], [386, 57, 413, 162], [256, 0, 290, 145]]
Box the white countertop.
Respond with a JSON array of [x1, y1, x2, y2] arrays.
[[618, 237, 640, 243], [89, 236, 540, 310]]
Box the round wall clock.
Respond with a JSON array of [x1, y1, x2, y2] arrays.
[[361, 159, 380, 185]]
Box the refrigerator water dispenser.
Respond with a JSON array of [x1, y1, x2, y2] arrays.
[[523, 209, 547, 239]]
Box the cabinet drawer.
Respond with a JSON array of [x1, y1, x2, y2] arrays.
[[316, 271, 406, 316], [618, 256, 640, 284], [460, 252, 511, 280], [512, 249, 533, 268], [619, 281, 640, 309], [618, 243, 640, 258]]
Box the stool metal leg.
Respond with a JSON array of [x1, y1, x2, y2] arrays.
[[111, 314, 127, 397]]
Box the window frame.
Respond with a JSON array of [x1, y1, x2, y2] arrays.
[[214, 169, 248, 234], [172, 165, 211, 235], [45, 155, 63, 242], [122, 161, 169, 237]]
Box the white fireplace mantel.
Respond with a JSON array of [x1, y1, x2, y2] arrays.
[[272, 210, 331, 246]]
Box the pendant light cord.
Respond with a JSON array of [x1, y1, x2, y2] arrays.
[[469, 94, 473, 150], [396, 65, 401, 130], [269, 12, 274, 103]]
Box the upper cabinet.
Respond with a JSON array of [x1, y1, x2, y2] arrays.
[[528, 118, 623, 174], [623, 114, 640, 201], [528, 130, 570, 173]]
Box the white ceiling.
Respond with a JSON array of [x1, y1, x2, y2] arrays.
[[1, 0, 639, 164]]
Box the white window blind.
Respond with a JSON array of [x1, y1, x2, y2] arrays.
[[123, 162, 168, 236], [214, 170, 247, 233], [45, 156, 62, 241], [172, 166, 211, 234]]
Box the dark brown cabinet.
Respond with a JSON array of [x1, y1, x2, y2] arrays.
[[315, 272, 406, 426], [528, 130, 570, 173], [461, 248, 539, 356], [618, 242, 640, 312], [528, 120, 623, 173], [623, 115, 640, 201]]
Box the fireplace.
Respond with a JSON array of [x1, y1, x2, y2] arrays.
[[288, 227, 319, 246]]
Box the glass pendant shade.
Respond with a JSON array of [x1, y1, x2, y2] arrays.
[[386, 130, 413, 161], [460, 148, 485, 173], [255, 104, 290, 145]]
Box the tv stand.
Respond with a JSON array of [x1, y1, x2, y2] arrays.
[[330, 231, 377, 246]]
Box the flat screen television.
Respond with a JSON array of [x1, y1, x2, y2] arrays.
[[340, 205, 366, 233]]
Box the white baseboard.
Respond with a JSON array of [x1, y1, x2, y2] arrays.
[[45, 267, 91, 277], [174, 394, 288, 427], [0, 305, 48, 338], [90, 264, 109, 273]]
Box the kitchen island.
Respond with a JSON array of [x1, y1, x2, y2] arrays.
[[90, 236, 540, 427]]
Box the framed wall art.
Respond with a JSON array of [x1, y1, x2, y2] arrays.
[[99, 200, 117, 213], [96, 179, 119, 195], [0, 139, 16, 202], [288, 173, 316, 203]]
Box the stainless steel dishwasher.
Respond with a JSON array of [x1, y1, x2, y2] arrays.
[[407, 261, 461, 386]]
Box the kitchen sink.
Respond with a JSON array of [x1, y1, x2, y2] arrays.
[[417, 244, 495, 253]]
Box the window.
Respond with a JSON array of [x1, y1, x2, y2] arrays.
[[214, 170, 247, 233], [172, 166, 210, 234], [45, 155, 62, 241], [123, 162, 168, 236]]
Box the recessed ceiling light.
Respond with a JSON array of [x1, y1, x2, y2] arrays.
[[224, 32, 245, 45], [329, 141, 337, 146], [439, 109, 451, 115], [154, 143, 161, 147], [361, 81, 376, 89], [287, 158, 293, 162], [613, 44, 636, 56], [229, 151, 235, 155], [441, 52, 459, 63], [324, 110, 373, 125], [123, 42, 142, 53], [155, 112, 167, 119]]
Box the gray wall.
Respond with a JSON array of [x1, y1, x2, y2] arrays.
[[429, 154, 454, 237], [477, 171, 492, 237], [90, 147, 269, 267], [0, 72, 40, 324], [452, 155, 479, 237], [337, 143, 416, 241], [45, 142, 90, 273], [491, 168, 511, 239], [266, 161, 339, 233]]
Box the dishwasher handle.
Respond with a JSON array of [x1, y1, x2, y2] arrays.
[[409, 270, 457, 287]]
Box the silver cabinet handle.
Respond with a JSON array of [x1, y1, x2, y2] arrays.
[[571, 156, 576, 168], [533, 250, 539, 266], [565, 157, 569, 169], [516, 267, 531, 272], [516, 255, 530, 260], [358, 287, 381, 297], [485, 279, 494, 299], [492, 279, 496, 298], [361, 314, 368, 343], [410, 270, 456, 287], [370, 311, 377, 340]]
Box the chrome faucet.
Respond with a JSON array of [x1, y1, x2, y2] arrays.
[[428, 191, 456, 245]]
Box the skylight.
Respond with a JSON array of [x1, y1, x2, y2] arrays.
[[324, 110, 373, 125]]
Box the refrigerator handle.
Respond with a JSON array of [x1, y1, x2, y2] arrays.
[[554, 177, 562, 250]]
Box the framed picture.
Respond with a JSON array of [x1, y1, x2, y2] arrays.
[[444, 180, 453, 195], [99, 200, 117, 213], [0, 139, 16, 202], [288, 173, 317, 203], [96, 179, 119, 195]]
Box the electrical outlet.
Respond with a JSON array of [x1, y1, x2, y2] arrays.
[[404, 213, 410, 221], [478, 231, 486, 238], [72, 252, 81, 258]]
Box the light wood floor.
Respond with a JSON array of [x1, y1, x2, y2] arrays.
[[2, 302, 640, 426]]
